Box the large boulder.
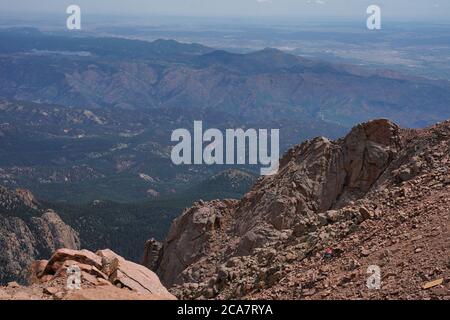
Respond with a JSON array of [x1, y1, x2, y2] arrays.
[[96, 249, 174, 298], [24, 248, 176, 300], [0, 248, 176, 300]]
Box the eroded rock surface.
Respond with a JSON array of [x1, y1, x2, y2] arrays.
[[0, 187, 80, 284], [154, 119, 449, 300]]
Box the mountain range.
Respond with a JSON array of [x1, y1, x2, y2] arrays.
[[1, 28, 450, 281]]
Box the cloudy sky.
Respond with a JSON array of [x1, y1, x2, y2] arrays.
[[1, 0, 448, 20]]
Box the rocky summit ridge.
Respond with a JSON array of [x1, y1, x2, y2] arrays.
[[151, 119, 450, 300]]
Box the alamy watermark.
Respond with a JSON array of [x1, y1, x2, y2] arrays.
[[171, 121, 279, 175], [366, 265, 382, 290], [66, 5, 81, 30], [66, 265, 82, 290], [367, 5, 381, 30]]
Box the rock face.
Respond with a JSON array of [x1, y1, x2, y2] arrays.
[[142, 238, 162, 271], [233, 119, 400, 254], [0, 248, 176, 300], [0, 186, 80, 284], [155, 120, 400, 287], [154, 119, 450, 300], [156, 200, 238, 286]]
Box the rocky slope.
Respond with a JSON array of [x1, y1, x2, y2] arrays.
[[0, 186, 80, 284], [0, 248, 175, 300], [153, 119, 450, 300]]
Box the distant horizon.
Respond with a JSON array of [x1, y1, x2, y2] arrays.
[[1, 12, 449, 26], [0, 0, 449, 22]]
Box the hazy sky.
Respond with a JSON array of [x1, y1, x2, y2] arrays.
[[1, 0, 449, 19]]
